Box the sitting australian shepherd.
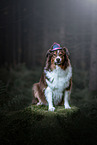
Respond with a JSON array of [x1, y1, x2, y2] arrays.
[[32, 42, 72, 111]]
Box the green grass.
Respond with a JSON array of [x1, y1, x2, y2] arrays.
[[0, 64, 97, 145]]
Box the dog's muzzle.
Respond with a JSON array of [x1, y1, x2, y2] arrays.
[[54, 57, 61, 65]]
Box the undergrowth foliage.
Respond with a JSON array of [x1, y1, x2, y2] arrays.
[[0, 64, 41, 111]]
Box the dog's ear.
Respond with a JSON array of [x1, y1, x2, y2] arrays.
[[46, 49, 52, 57], [45, 49, 52, 70], [63, 47, 70, 56]]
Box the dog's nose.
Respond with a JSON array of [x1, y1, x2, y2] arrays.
[[56, 58, 60, 63]]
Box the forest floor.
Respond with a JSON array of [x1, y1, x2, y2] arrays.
[[0, 64, 97, 145]]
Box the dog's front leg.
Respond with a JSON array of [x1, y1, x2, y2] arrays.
[[45, 87, 55, 111], [46, 79, 55, 90], [64, 90, 71, 109]]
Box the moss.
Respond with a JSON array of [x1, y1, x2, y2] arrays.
[[0, 105, 80, 145], [0, 105, 97, 145], [30, 105, 79, 117]]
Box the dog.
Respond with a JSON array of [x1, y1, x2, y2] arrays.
[[32, 42, 72, 111]]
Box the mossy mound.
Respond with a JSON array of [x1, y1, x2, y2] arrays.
[[0, 105, 97, 145], [31, 105, 79, 113], [30, 105, 80, 127], [0, 105, 80, 145], [30, 105, 80, 121]]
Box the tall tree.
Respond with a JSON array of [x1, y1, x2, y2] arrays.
[[17, 1, 22, 64], [89, 5, 97, 91], [27, 1, 36, 67], [12, 0, 16, 67]]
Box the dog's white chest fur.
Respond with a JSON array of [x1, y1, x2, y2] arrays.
[[44, 66, 72, 105]]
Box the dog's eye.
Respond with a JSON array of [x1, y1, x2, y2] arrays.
[[53, 54, 56, 57], [59, 54, 63, 56]]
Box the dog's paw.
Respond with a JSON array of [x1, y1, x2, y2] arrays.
[[65, 105, 71, 109], [37, 102, 43, 106], [49, 106, 55, 112]]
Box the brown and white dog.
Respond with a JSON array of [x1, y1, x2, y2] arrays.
[[32, 42, 72, 111]]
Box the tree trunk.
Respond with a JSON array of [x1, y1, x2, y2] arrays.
[[12, 0, 16, 67], [89, 6, 97, 91], [27, 2, 36, 68], [17, 1, 22, 65]]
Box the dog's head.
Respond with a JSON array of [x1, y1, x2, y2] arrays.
[[45, 42, 70, 70]]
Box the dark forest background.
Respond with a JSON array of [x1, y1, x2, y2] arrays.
[[0, 0, 97, 91], [0, 0, 97, 145]]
